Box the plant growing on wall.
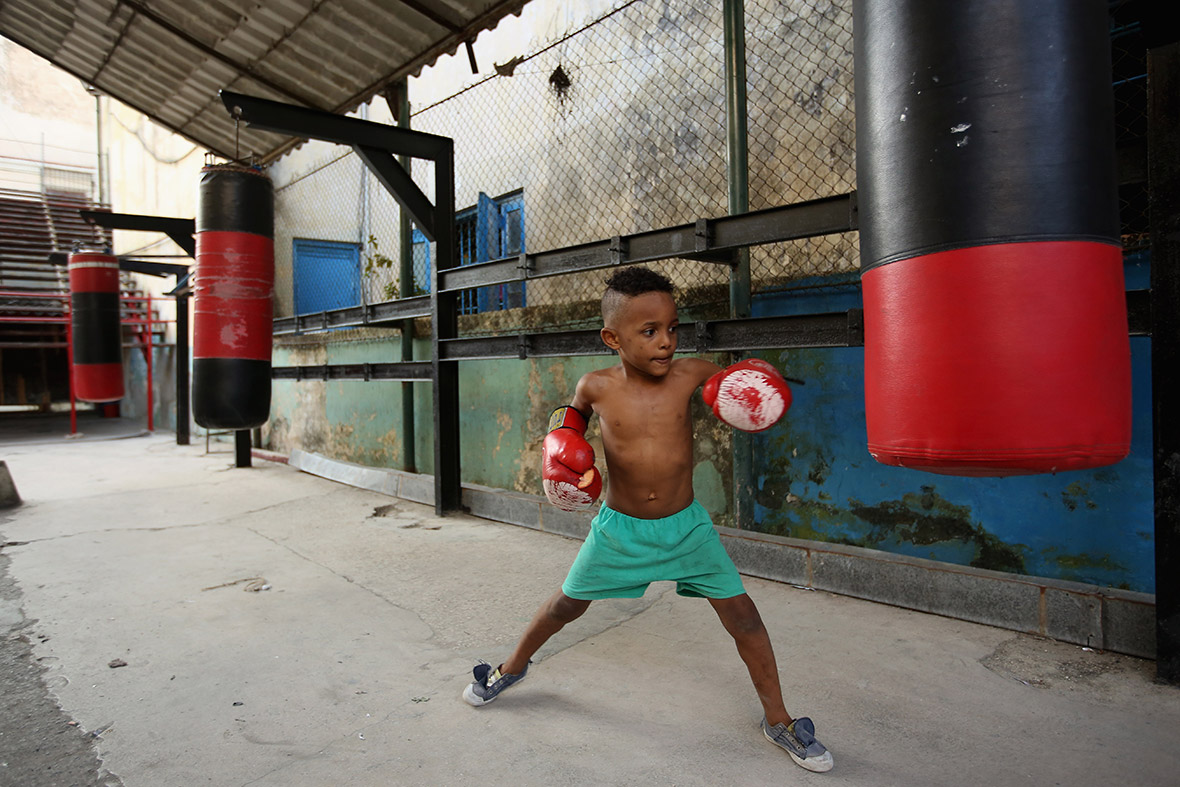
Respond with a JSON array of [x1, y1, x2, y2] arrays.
[[361, 234, 425, 300]]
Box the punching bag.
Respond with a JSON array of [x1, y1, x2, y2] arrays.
[[193, 163, 274, 430], [68, 251, 124, 403], [853, 0, 1131, 476]]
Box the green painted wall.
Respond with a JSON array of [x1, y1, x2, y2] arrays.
[[265, 330, 734, 524]]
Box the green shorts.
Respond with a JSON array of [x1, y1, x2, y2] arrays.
[[561, 501, 747, 601]]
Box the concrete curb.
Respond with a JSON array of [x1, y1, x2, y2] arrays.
[[286, 449, 1156, 659]]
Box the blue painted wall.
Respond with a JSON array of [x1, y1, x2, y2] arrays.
[[748, 257, 1153, 593]]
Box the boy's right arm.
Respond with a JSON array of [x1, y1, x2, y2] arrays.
[[541, 376, 603, 512]]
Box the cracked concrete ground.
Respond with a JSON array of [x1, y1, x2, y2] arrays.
[[2, 432, 1180, 786]]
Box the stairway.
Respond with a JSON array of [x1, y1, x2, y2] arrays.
[[0, 186, 111, 292]]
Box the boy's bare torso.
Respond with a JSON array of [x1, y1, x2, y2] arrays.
[[572, 356, 719, 519]]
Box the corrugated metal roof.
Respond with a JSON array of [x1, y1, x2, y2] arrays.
[[1, 0, 531, 163]]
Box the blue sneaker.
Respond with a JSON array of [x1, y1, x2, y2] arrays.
[[762, 716, 834, 773], [462, 661, 529, 706]]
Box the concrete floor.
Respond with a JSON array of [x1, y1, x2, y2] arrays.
[[1, 428, 1179, 786]]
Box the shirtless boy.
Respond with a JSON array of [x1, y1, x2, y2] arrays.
[[462, 266, 833, 773]]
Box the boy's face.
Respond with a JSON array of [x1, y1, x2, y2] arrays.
[[601, 290, 679, 378]]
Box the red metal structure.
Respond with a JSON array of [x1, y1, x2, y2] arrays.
[[0, 289, 169, 434]]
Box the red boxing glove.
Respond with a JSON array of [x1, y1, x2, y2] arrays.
[[542, 406, 603, 511], [703, 359, 792, 433]]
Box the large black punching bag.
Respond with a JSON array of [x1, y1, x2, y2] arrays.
[[853, 0, 1131, 476], [193, 163, 274, 430]]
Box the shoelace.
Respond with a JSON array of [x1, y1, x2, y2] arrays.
[[770, 723, 805, 752]]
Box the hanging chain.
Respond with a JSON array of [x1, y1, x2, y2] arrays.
[[232, 106, 242, 163]]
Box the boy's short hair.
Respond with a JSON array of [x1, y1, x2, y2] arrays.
[[602, 266, 674, 326]]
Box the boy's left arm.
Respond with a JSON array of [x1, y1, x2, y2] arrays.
[[541, 374, 603, 512], [702, 358, 792, 433]]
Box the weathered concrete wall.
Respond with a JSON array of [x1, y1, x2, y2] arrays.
[[0, 38, 95, 172], [266, 326, 734, 524], [263, 271, 1155, 595]]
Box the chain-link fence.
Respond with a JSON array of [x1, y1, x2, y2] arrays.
[[271, 0, 1147, 333], [271, 0, 860, 333], [746, 0, 857, 292], [1109, 0, 1149, 252]]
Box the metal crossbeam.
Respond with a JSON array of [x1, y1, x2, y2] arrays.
[[272, 296, 432, 335], [439, 192, 858, 292], [79, 210, 196, 257], [272, 362, 433, 381], [434, 311, 866, 362], [221, 91, 451, 162]]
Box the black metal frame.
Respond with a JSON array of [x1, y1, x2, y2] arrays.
[[1149, 40, 1180, 683], [79, 211, 196, 257], [220, 90, 460, 512]]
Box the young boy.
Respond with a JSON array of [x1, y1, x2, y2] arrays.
[[462, 266, 833, 773]]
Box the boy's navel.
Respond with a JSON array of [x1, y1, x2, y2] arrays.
[[647, 492, 658, 500]]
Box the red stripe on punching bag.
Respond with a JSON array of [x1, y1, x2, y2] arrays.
[[863, 241, 1131, 475], [68, 251, 124, 403], [193, 231, 275, 362]]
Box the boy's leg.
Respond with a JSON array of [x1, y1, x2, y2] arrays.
[[708, 593, 791, 727], [501, 590, 591, 674]]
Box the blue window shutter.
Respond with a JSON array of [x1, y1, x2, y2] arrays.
[[411, 228, 431, 295], [293, 239, 361, 315], [475, 192, 495, 312], [441, 192, 525, 315], [456, 207, 477, 314], [498, 194, 526, 309]]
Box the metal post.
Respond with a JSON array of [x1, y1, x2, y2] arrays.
[[432, 142, 460, 514], [65, 294, 77, 435], [144, 293, 154, 432], [176, 292, 190, 445], [396, 79, 417, 473], [724, 0, 752, 315], [724, 0, 754, 528], [94, 91, 106, 206], [1150, 40, 1180, 684], [235, 430, 252, 467]]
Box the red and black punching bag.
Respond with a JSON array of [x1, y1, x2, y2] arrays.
[[193, 163, 274, 430], [853, 0, 1131, 476], [68, 250, 124, 403]]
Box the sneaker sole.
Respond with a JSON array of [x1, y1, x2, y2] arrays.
[[462, 682, 492, 707], [763, 727, 834, 773]]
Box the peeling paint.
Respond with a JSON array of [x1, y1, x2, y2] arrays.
[[1061, 482, 1097, 512], [1041, 548, 1129, 587]]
